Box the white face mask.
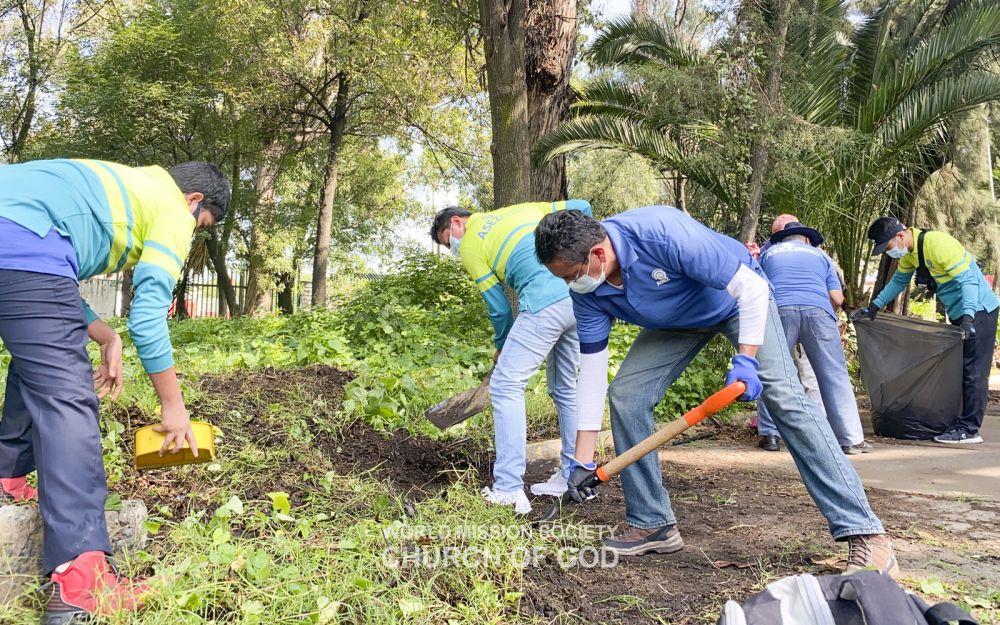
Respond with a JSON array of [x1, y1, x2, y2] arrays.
[[886, 242, 907, 259], [568, 254, 605, 294], [449, 235, 462, 257]]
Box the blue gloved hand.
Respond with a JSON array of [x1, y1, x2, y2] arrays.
[[567, 458, 598, 503], [849, 305, 878, 323], [726, 354, 763, 401]]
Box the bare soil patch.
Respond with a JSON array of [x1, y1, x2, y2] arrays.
[[112, 366, 489, 518], [518, 459, 1000, 624]]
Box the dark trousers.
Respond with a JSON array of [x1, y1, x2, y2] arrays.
[[0, 270, 112, 573], [950, 307, 999, 435]]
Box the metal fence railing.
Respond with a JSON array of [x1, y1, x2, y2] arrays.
[[81, 268, 297, 319]]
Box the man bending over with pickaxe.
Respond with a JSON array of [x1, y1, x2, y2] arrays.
[[534, 206, 896, 576]]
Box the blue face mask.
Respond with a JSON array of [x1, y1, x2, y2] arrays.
[[449, 235, 462, 257], [886, 243, 907, 259]]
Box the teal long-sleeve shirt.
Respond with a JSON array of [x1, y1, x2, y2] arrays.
[[458, 200, 593, 349], [0, 159, 195, 373], [872, 228, 998, 319]]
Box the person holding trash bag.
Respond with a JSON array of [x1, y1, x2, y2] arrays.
[[535, 206, 895, 577], [0, 158, 230, 624], [430, 200, 591, 515], [852, 217, 998, 444]]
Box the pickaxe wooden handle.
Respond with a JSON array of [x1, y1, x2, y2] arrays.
[[538, 381, 747, 522]]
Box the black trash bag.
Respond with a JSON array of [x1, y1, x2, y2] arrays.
[[855, 312, 963, 440]]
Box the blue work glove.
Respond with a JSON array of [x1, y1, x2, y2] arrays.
[[726, 354, 763, 401], [959, 315, 976, 340], [567, 458, 598, 503], [849, 305, 879, 323]]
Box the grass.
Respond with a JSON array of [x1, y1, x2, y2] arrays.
[[898, 577, 1000, 625]]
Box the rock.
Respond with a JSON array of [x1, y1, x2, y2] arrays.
[[0, 505, 43, 605], [106, 500, 150, 556], [0, 499, 148, 605]]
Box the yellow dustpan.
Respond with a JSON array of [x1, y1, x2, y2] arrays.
[[134, 421, 217, 470]]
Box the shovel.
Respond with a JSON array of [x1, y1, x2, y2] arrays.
[[538, 381, 746, 522], [425, 366, 494, 430]]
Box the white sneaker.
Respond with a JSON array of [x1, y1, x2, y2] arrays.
[[529, 470, 568, 497], [481, 486, 532, 514]]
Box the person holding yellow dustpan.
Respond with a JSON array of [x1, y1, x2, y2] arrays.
[[0, 158, 229, 625]]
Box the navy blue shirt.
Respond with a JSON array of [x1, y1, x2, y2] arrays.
[[760, 240, 840, 319], [572, 206, 767, 353]]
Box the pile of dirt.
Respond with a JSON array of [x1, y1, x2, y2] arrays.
[[112, 366, 489, 517], [319, 423, 490, 494]]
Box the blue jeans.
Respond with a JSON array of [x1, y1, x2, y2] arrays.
[[758, 306, 864, 447], [757, 344, 826, 429], [608, 298, 883, 539], [490, 297, 579, 492]]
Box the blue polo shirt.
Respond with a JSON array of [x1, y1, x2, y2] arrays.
[[573, 206, 767, 353], [760, 240, 840, 319], [0, 217, 80, 280]]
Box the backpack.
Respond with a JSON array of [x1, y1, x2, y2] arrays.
[[914, 230, 938, 295], [717, 571, 977, 625]]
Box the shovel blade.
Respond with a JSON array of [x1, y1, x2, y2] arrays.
[[538, 491, 575, 522], [425, 369, 493, 430]]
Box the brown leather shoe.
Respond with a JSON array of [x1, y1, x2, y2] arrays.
[[603, 525, 684, 556], [845, 534, 899, 578]]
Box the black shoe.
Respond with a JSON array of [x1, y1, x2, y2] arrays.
[[603, 525, 684, 556], [758, 435, 781, 452], [934, 428, 983, 444]]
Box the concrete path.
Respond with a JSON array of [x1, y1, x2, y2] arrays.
[[528, 410, 1000, 502], [661, 409, 1000, 501]]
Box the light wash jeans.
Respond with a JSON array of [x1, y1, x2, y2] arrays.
[[608, 298, 883, 539], [756, 344, 825, 428], [489, 297, 579, 492], [758, 306, 864, 447]]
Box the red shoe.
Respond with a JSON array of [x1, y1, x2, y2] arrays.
[[0, 476, 37, 502], [43, 552, 151, 624]]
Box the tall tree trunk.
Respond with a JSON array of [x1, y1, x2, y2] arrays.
[[174, 266, 191, 320], [674, 0, 687, 28], [207, 229, 238, 315], [120, 269, 134, 317], [525, 0, 576, 201], [479, 0, 531, 207], [216, 137, 240, 318], [674, 173, 687, 213], [738, 0, 793, 244], [480, 0, 577, 316], [245, 143, 282, 316], [276, 272, 295, 314], [9, 3, 41, 163], [310, 74, 351, 309]]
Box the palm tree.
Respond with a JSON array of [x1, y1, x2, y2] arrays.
[[791, 0, 1000, 301], [534, 0, 1000, 303], [531, 16, 742, 214]]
